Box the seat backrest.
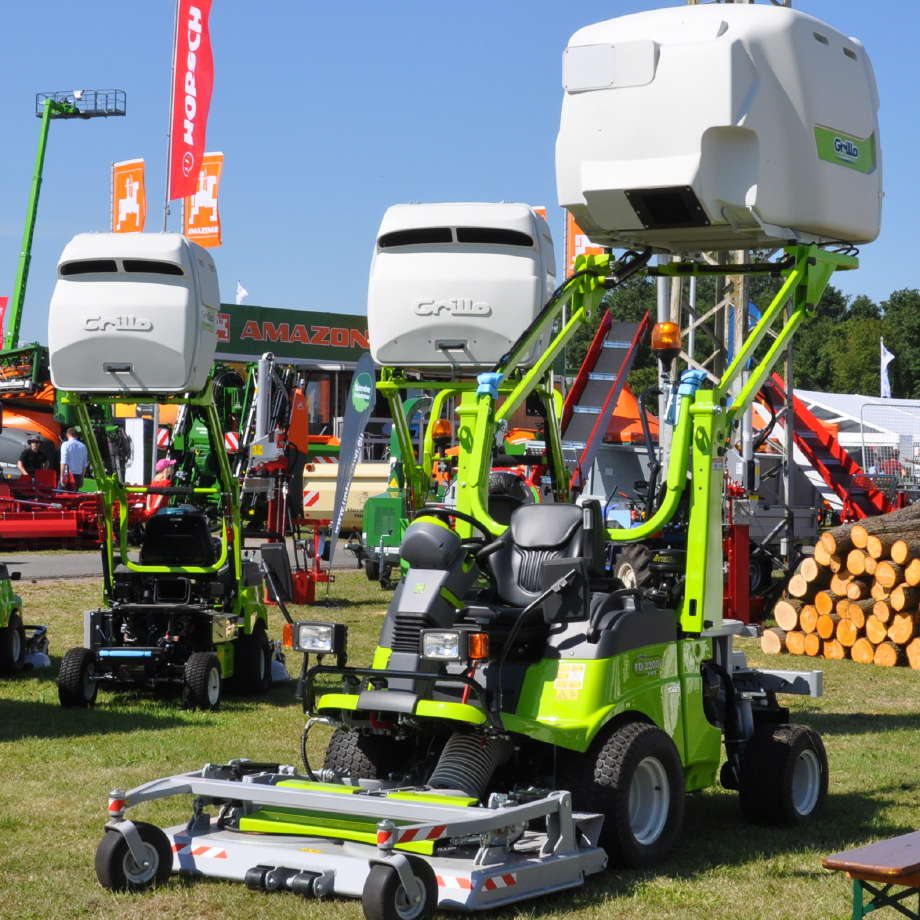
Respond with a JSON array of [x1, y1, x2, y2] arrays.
[[140, 512, 216, 567], [486, 502, 605, 608]]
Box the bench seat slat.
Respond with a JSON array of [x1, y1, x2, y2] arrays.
[[823, 831, 920, 879]]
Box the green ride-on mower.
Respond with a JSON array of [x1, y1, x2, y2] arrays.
[[47, 231, 278, 710], [90, 4, 882, 911], [0, 564, 48, 675]]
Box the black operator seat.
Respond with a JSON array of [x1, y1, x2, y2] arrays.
[[139, 511, 217, 567], [485, 501, 606, 609]]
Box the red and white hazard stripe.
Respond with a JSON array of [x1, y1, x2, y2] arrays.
[[396, 825, 446, 844], [224, 432, 240, 451], [436, 876, 474, 890], [172, 842, 227, 859], [156, 428, 170, 448], [304, 491, 320, 508], [484, 873, 517, 890], [314, 455, 338, 463]]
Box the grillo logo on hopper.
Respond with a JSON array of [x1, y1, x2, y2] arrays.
[[833, 136, 860, 162]]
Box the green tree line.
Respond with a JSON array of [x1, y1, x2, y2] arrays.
[[566, 275, 920, 400]]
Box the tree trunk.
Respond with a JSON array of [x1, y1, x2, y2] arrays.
[[829, 554, 845, 574], [847, 550, 870, 577], [803, 632, 821, 657], [871, 581, 891, 601], [890, 585, 920, 612], [814, 542, 831, 567], [874, 640, 906, 668], [906, 637, 920, 670], [816, 612, 840, 640], [866, 534, 894, 561], [821, 524, 855, 556], [837, 597, 851, 616], [905, 558, 920, 587], [846, 599, 874, 629], [850, 637, 876, 664], [785, 631, 806, 655], [823, 638, 846, 660], [800, 557, 831, 587], [875, 561, 906, 589], [892, 539, 920, 566], [887, 613, 918, 645], [872, 600, 893, 625], [836, 618, 860, 647], [865, 556, 878, 577], [761, 627, 787, 655], [786, 574, 812, 599], [866, 614, 889, 645], [845, 580, 871, 601], [799, 605, 819, 634], [831, 573, 854, 596], [814, 591, 840, 617], [774, 598, 804, 632]]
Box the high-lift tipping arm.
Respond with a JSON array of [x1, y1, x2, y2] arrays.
[[386, 244, 856, 637]]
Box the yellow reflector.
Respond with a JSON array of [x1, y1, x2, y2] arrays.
[[469, 633, 489, 660]]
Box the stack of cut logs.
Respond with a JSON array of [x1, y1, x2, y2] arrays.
[[764, 503, 920, 668]]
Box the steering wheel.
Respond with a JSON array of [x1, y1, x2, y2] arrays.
[[417, 506, 492, 540]]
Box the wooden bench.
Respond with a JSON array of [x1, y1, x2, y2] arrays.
[[824, 831, 920, 919]]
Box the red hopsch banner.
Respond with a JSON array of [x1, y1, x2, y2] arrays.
[[169, 0, 215, 201]]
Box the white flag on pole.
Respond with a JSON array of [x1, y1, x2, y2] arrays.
[[881, 338, 895, 398], [236, 280, 249, 305]]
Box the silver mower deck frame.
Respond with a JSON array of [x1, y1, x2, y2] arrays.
[[104, 761, 607, 911]]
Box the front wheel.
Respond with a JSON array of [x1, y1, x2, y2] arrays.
[[232, 623, 272, 695], [58, 648, 99, 707], [0, 611, 26, 674], [183, 652, 222, 711], [739, 723, 828, 825], [557, 720, 685, 869], [362, 855, 438, 920], [95, 822, 172, 891]]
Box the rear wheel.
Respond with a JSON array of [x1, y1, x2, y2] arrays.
[[0, 611, 26, 674], [58, 647, 99, 707], [362, 854, 438, 920], [183, 652, 222, 711], [557, 720, 685, 868], [739, 723, 828, 825], [95, 822, 172, 891], [232, 622, 272, 695], [366, 559, 380, 582], [613, 545, 653, 591]]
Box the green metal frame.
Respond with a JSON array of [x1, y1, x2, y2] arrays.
[[61, 385, 263, 632]]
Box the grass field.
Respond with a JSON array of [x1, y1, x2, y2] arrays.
[[2, 570, 919, 920]]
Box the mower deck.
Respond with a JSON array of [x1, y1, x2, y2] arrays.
[[105, 763, 606, 911]]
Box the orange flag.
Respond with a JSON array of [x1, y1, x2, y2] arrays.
[[112, 159, 147, 233], [184, 152, 223, 248]]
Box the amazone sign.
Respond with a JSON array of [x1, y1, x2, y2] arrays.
[[216, 303, 369, 365]]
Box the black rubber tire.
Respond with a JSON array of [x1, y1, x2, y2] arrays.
[[182, 651, 222, 711], [749, 554, 774, 595], [58, 647, 99, 707], [366, 559, 381, 582], [95, 822, 172, 891], [232, 622, 272, 695], [323, 729, 409, 781], [362, 854, 438, 920], [613, 544, 654, 592], [557, 720, 685, 869], [739, 723, 828, 826], [0, 611, 26, 674]]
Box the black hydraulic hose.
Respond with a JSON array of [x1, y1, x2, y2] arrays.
[[752, 387, 777, 453], [638, 386, 663, 515]]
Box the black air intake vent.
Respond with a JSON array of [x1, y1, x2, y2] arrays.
[[392, 611, 438, 653]]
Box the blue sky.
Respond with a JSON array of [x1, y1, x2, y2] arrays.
[[0, 1, 915, 346]]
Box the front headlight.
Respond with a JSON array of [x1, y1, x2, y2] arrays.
[[421, 630, 462, 660], [283, 621, 347, 656]]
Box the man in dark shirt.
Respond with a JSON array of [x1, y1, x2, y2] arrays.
[[17, 437, 48, 477]]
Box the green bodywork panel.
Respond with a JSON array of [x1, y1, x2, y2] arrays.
[[814, 125, 876, 174], [0, 580, 22, 631], [317, 637, 721, 791]]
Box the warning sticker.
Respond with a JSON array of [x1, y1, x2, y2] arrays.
[[554, 663, 585, 700]]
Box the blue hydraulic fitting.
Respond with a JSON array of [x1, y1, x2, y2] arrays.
[[665, 369, 707, 425], [477, 372, 504, 400]]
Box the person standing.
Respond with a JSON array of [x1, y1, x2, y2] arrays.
[[17, 437, 48, 477], [60, 428, 89, 491]]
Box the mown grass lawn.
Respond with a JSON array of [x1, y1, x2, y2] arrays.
[[1, 570, 919, 920]]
